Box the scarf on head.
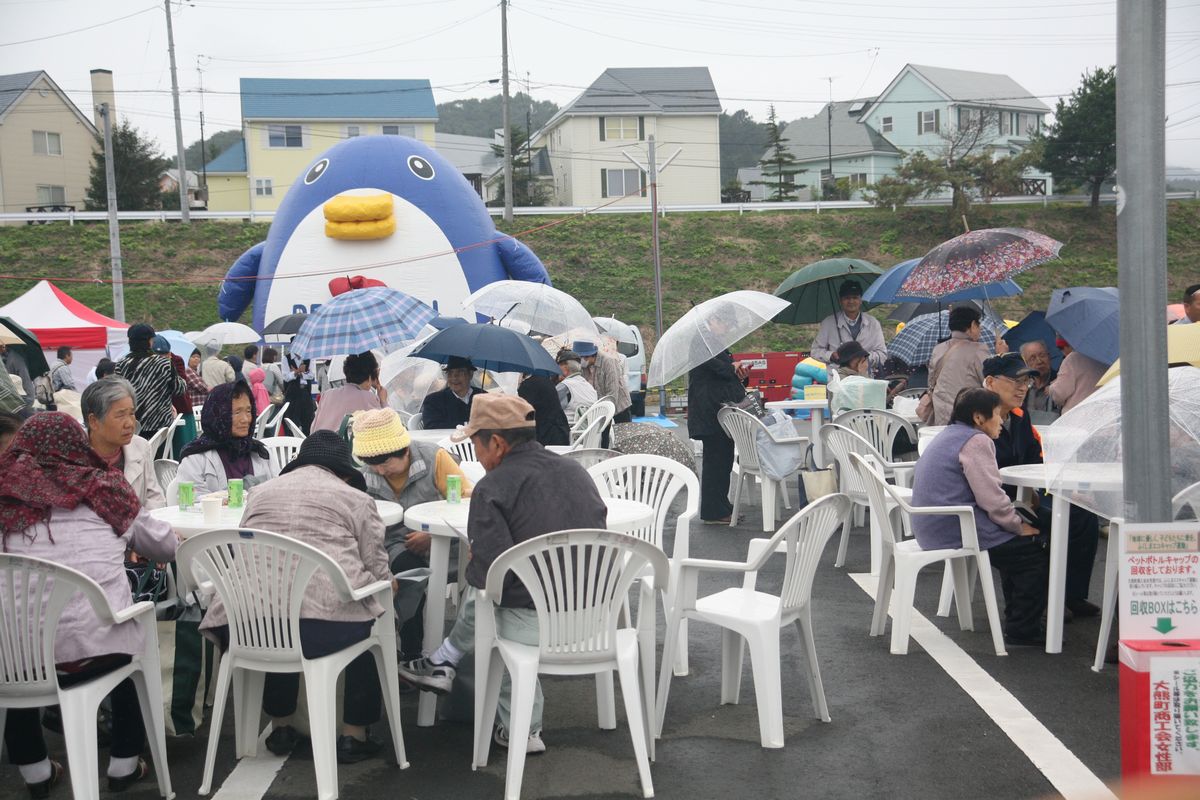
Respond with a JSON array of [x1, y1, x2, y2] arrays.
[[179, 381, 269, 469], [0, 413, 141, 542]]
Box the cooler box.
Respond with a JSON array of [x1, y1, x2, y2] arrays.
[[733, 351, 806, 404], [1119, 639, 1200, 787]]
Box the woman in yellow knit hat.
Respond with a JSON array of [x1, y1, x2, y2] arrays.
[[352, 408, 472, 658]]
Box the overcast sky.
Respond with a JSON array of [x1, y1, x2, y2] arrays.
[[4, 0, 1199, 171]]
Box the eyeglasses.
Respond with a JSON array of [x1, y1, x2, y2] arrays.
[[360, 448, 408, 466], [998, 376, 1035, 388]]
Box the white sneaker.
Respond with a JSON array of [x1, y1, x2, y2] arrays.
[[398, 656, 455, 695], [494, 725, 546, 755]]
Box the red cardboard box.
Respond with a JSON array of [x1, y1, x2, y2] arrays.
[[1119, 639, 1200, 788]]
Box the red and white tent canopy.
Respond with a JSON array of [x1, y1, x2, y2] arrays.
[[0, 280, 128, 349]]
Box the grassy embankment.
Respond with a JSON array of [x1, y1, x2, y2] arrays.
[[1, 201, 1197, 355]]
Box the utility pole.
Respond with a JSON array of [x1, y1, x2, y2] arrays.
[[648, 136, 666, 416], [826, 77, 834, 196], [526, 72, 533, 194], [165, 0, 189, 221], [500, 0, 513, 223], [99, 103, 125, 322], [197, 57, 208, 207], [1116, 0, 1170, 522]]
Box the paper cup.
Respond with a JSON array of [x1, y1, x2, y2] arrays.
[[202, 496, 222, 525]]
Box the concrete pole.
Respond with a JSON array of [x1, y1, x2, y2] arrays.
[[100, 103, 125, 322], [1116, 0, 1170, 522], [649, 136, 667, 415], [500, 0, 513, 223], [165, 0, 189, 222]]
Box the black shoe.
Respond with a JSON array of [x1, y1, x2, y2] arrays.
[[107, 758, 149, 793], [1066, 599, 1101, 618], [337, 734, 382, 764], [26, 760, 63, 799], [265, 725, 301, 756]]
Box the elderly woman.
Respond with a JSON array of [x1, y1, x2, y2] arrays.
[[0, 413, 177, 796], [114, 323, 185, 436], [81, 377, 166, 509], [555, 350, 597, 417], [353, 408, 472, 658], [311, 351, 387, 433], [177, 381, 277, 499], [910, 388, 1049, 647]]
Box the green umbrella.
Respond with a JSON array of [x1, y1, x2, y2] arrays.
[[0, 316, 49, 376], [772, 258, 885, 325]]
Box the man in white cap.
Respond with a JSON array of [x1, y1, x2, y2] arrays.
[[398, 394, 607, 753]]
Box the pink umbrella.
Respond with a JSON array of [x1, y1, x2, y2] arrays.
[[899, 227, 1063, 299]]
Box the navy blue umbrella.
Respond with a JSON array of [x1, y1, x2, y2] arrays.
[[410, 323, 561, 376], [429, 315, 469, 330], [1000, 311, 1064, 371], [1046, 287, 1120, 366], [863, 258, 1023, 304]]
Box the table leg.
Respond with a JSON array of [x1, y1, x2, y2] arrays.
[[418, 535, 452, 727], [1046, 495, 1070, 654], [809, 409, 826, 468]]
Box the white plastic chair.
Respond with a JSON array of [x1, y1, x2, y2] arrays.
[[821, 423, 916, 572], [560, 448, 622, 469], [833, 408, 918, 463], [895, 387, 926, 401], [251, 405, 274, 439], [261, 435, 305, 472], [472, 530, 667, 800], [573, 415, 609, 451], [192, 406, 204, 434], [283, 418, 306, 438], [588, 454, 699, 676], [0, 554, 173, 800], [144, 413, 181, 461], [437, 437, 476, 462], [570, 399, 616, 445], [717, 406, 805, 532], [406, 412, 424, 431], [153, 458, 179, 495], [851, 453, 1007, 656], [176, 529, 408, 800], [655, 493, 849, 749]]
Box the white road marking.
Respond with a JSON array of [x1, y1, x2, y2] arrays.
[[209, 726, 289, 800], [849, 572, 1117, 800]]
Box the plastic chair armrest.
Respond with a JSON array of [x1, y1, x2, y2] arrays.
[[348, 579, 394, 603], [110, 600, 157, 625], [676, 557, 753, 574]]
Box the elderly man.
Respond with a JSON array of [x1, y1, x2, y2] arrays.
[[575, 340, 631, 419], [420, 356, 485, 429], [810, 280, 887, 370], [927, 306, 991, 426], [398, 394, 607, 754], [0, 341, 36, 403], [983, 353, 1100, 621], [199, 338, 235, 388], [1174, 283, 1200, 325], [555, 348, 598, 417], [1019, 340, 1058, 416], [50, 346, 76, 392]]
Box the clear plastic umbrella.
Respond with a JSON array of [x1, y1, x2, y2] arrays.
[[647, 290, 789, 387], [192, 321, 260, 346], [1041, 366, 1200, 521], [379, 353, 446, 416], [463, 280, 597, 338]]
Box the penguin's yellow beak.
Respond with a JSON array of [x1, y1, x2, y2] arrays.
[[323, 193, 396, 240]]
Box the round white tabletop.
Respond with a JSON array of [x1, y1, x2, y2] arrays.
[[150, 499, 405, 538], [406, 428, 460, 445], [998, 462, 1124, 492], [403, 496, 655, 537], [765, 398, 829, 411]]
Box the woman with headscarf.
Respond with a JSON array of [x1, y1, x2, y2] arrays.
[[177, 381, 278, 500], [0, 413, 177, 796], [114, 323, 185, 437]]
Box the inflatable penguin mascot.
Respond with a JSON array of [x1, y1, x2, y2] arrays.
[[217, 135, 550, 328]]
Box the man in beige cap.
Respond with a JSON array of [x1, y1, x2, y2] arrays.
[[398, 393, 607, 754]]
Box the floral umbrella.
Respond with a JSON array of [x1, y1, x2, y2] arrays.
[[899, 228, 1062, 299]]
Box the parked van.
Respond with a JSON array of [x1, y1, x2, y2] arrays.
[[593, 316, 647, 416]]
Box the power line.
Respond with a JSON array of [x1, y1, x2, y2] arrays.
[[0, 4, 159, 47]]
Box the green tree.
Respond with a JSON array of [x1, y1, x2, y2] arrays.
[[1034, 66, 1116, 208], [85, 119, 169, 211], [719, 109, 771, 185], [170, 129, 242, 171], [436, 93, 558, 138], [749, 105, 805, 201], [490, 126, 550, 206]]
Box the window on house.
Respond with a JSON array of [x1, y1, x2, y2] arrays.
[[1019, 113, 1039, 136], [345, 125, 361, 138], [36, 185, 66, 204], [919, 110, 938, 134], [602, 168, 644, 198], [881, 116, 893, 133], [382, 124, 416, 137], [255, 178, 273, 197], [848, 173, 869, 186], [32, 130, 62, 156], [267, 125, 303, 148], [602, 116, 640, 141], [999, 113, 1010, 135]]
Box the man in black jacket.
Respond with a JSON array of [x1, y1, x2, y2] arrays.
[[687, 350, 748, 523], [419, 356, 485, 429]]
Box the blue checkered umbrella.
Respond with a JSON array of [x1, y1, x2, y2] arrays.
[[290, 287, 435, 359], [887, 310, 998, 368]]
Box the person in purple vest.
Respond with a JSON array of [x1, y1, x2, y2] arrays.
[[911, 388, 1049, 647]]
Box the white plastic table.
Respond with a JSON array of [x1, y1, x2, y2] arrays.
[[403, 495, 656, 727], [998, 462, 1122, 654], [406, 428, 460, 445], [150, 499, 405, 538], [765, 398, 829, 467]]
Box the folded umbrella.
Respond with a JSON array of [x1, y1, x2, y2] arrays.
[[409, 322, 560, 376], [1045, 286, 1120, 366], [772, 258, 883, 325], [291, 287, 435, 360], [886, 310, 997, 368]]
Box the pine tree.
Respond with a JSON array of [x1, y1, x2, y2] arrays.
[[85, 119, 169, 211], [1035, 67, 1116, 208], [749, 106, 805, 201]]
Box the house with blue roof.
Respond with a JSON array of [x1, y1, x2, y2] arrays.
[[205, 77, 438, 212]]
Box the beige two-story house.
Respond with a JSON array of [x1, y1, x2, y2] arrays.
[[528, 67, 722, 207], [0, 70, 98, 213]]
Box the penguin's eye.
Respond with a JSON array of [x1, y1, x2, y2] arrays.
[[407, 155, 435, 181], [305, 158, 330, 184]]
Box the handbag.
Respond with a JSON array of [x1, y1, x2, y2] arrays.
[[723, 389, 767, 420], [797, 443, 838, 504]]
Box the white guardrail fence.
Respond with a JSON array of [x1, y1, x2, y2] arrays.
[[0, 192, 1196, 225]]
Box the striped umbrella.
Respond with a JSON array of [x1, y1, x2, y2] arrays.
[[290, 287, 435, 359]]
